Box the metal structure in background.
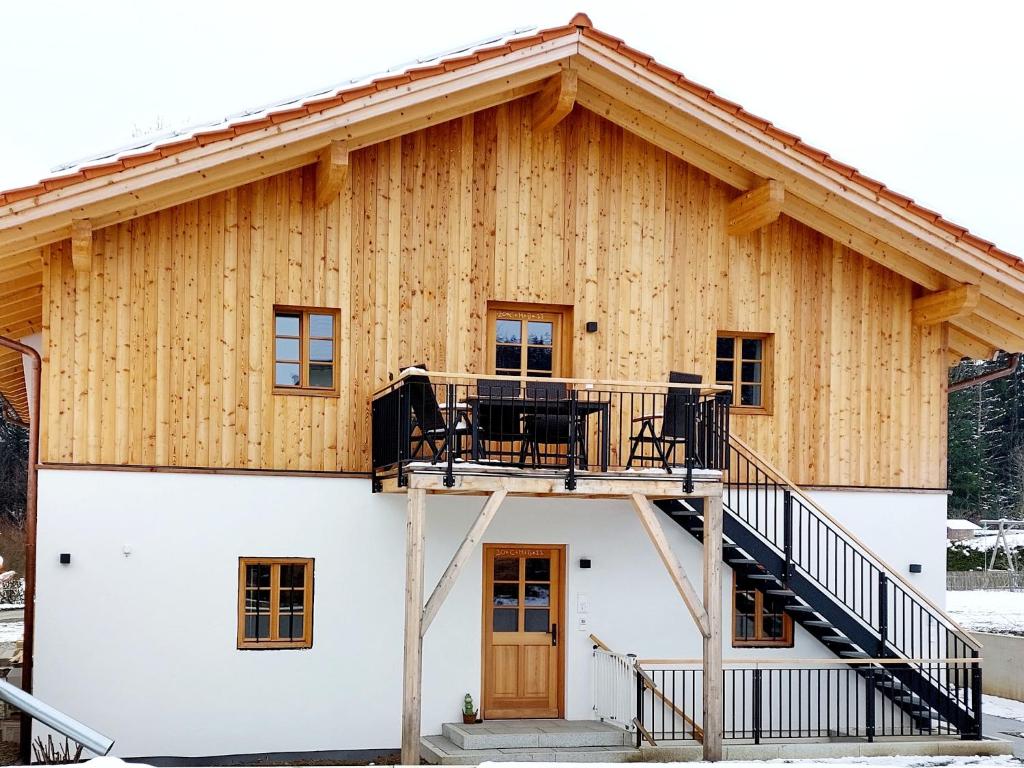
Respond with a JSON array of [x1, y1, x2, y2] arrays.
[[0, 679, 113, 756], [0, 334, 40, 765], [982, 518, 1023, 572]]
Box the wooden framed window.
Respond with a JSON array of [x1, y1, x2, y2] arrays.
[[486, 303, 572, 378], [732, 572, 793, 647], [715, 333, 772, 414], [273, 307, 340, 395], [237, 558, 314, 649]]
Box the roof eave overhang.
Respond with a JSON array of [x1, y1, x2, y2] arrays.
[[0, 26, 1021, 359], [0, 32, 581, 265]]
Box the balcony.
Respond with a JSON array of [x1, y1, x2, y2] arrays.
[[371, 369, 731, 496]]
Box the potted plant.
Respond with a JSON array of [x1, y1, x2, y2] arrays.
[[462, 693, 478, 724]]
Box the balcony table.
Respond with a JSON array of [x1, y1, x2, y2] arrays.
[[465, 394, 611, 471]]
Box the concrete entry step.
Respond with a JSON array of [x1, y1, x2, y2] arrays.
[[441, 719, 633, 750], [421, 734, 639, 765]]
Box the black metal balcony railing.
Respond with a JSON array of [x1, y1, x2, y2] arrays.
[[371, 371, 731, 491]]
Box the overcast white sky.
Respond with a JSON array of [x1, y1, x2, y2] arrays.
[[1, 1, 1022, 254]]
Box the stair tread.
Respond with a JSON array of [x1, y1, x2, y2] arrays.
[[804, 621, 835, 628], [748, 574, 780, 581], [727, 558, 758, 565], [784, 604, 816, 612], [766, 589, 796, 596], [821, 635, 855, 643], [840, 651, 871, 658]]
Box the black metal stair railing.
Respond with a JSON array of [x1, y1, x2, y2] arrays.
[[656, 428, 983, 738], [723, 435, 978, 663]]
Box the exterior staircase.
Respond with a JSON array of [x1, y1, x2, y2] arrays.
[[421, 719, 637, 764], [654, 433, 982, 739]]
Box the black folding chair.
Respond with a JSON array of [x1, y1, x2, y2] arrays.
[[402, 364, 467, 463], [520, 380, 588, 469], [474, 379, 525, 463], [625, 371, 702, 472]]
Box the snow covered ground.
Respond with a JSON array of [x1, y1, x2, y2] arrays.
[[482, 758, 1024, 767], [955, 531, 1024, 552], [0, 618, 22, 644], [947, 590, 1024, 635], [985, 693, 1024, 722]]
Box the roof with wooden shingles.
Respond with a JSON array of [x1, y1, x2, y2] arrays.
[[0, 12, 1021, 421]]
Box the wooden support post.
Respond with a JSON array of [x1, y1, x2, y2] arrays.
[[912, 284, 980, 326], [70, 219, 92, 273], [315, 141, 349, 208], [401, 488, 426, 766], [629, 493, 710, 637], [702, 490, 724, 761], [726, 180, 784, 237], [421, 490, 507, 635], [532, 70, 577, 133]]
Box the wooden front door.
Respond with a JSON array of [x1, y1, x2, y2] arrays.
[[482, 544, 565, 719]]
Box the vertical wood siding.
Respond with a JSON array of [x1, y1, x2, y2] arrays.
[[40, 101, 947, 487]]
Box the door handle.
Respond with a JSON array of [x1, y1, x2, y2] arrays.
[[551, 623, 558, 646]]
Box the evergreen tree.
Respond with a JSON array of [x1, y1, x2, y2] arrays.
[[948, 354, 1024, 520]]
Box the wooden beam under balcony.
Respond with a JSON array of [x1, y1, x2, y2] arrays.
[[533, 70, 577, 134], [315, 141, 349, 208], [912, 284, 980, 326], [390, 469, 723, 498], [727, 180, 784, 237]]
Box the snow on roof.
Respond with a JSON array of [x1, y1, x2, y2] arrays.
[[946, 519, 981, 530], [48, 25, 539, 177]]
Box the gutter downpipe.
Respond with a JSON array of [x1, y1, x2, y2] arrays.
[[948, 353, 1020, 394], [0, 335, 41, 765]]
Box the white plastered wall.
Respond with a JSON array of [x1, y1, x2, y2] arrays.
[[32, 470, 946, 757]]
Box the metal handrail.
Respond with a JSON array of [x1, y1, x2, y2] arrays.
[[0, 679, 113, 756], [372, 368, 732, 397], [727, 432, 980, 651]]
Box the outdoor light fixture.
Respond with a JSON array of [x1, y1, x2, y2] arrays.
[[579, 558, 591, 569], [585, 321, 598, 333], [908, 563, 922, 573], [59, 553, 71, 565]]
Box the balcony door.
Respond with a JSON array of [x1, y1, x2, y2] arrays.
[[486, 303, 572, 378], [482, 544, 565, 719]]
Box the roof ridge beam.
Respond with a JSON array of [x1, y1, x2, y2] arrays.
[[533, 69, 578, 133], [913, 284, 980, 326], [727, 180, 784, 237], [71, 219, 91, 273], [315, 141, 349, 208]]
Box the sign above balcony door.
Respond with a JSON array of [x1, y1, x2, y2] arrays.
[[482, 543, 565, 719], [486, 302, 573, 378]]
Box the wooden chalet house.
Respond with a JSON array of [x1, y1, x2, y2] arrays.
[[0, 13, 1018, 763]]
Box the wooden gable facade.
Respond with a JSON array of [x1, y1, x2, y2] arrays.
[[4, 15, 1022, 490], [36, 100, 945, 487]]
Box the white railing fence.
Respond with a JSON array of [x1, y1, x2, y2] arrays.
[[591, 646, 635, 731]]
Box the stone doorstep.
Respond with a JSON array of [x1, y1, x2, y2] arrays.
[[421, 735, 638, 765], [423, 732, 1013, 765], [442, 720, 632, 750]]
